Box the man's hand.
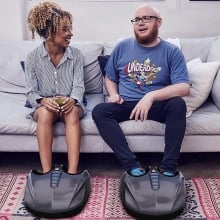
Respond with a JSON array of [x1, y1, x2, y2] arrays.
[[108, 94, 124, 104], [130, 94, 153, 121]]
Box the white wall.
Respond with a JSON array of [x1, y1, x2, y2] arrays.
[[0, 0, 25, 40], [1, 0, 220, 41]]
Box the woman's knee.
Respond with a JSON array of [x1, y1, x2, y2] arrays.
[[34, 107, 57, 123], [64, 107, 81, 124]]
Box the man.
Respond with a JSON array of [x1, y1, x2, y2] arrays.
[[92, 4, 190, 177]]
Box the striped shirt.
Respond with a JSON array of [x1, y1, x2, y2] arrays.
[[25, 42, 85, 112]]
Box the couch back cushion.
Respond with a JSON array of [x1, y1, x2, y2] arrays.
[[0, 41, 41, 94], [0, 41, 104, 94], [180, 37, 216, 62], [72, 42, 104, 94], [207, 37, 220, 110]]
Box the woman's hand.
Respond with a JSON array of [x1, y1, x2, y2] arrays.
[[61, 98, 76, 114], [40, 97, 60, 112]]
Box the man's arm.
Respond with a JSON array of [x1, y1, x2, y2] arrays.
[[130, 83, 190, 121], [105, 76, 124, 104], [146, 83, 190, 101]]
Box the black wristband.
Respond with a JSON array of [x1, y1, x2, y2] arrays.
[[36, 98, 43, 104], [74, 99, 81, 106]]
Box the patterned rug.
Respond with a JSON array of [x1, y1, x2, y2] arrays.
[[0, 173, 220, 220]]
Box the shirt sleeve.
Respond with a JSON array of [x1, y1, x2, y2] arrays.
[[169, 47, 190, 84], [25, 52, 42, 108], [70, 49, 85, 104], [105, 46, 120, 83]]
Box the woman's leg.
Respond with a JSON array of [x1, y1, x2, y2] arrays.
[[63, 106, 84, 174], [33, 106, 59, 173]]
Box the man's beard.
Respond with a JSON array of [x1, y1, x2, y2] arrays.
[[135, 26, 158, 45]]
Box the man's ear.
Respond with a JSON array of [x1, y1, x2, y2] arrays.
[[157, 17, 162, 28]]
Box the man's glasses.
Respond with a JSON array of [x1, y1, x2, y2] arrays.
[[131, 16, 159, 25]]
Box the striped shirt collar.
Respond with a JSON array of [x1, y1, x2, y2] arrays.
[[40, 42, 74, 60]]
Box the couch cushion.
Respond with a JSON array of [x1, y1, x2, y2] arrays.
[[0, 78, 26, 94], [183, 58, 220, 117], [0, 41, 41, 94], [207, 37, 220, 61], [185, 100, 220, 135], [207, 37, 220, 110], [1, 92, 220, 137], [114, 100, 220, 136], [121, 100, 220, 135], [0, 41, 104, 95], [180, 37, 216, 62], [0, 92, 37, 134], [72, 42, 104, 94], [0, 92, 104, 136]]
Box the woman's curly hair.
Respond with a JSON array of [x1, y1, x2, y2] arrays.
[[27, 1, 72, 39]]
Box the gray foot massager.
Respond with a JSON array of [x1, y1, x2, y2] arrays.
[[24, 165, 91, 218], [120, 166, 186, 219]]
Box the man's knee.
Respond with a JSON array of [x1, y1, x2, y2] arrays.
[[92, 103, 106, 122], [169, 97, 187, 115]]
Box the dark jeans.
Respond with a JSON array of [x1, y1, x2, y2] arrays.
[[92, 96, 187, 172]]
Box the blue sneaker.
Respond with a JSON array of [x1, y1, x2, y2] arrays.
[[130, 168, 146, 176], [163, 171, 175, 177]]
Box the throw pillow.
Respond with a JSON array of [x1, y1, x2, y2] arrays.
[[183, 58, 220, 117], [24, 99, 32, 108], [98, 55, 110, 95], [98, 55, 110, 76], [20, 61, 25, 72]]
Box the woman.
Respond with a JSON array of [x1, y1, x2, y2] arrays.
[[26, 2, 85, 174]]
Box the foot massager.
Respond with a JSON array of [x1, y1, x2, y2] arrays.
[[24, 165, 91, 218], [120, 166, 186, 219]]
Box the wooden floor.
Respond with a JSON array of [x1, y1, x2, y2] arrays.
[[1, 152, 220, 179]]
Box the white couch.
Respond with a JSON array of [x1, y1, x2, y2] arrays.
[[0, 37, 220, 153]]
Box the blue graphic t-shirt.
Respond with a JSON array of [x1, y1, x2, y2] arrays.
[[105, 38, 189, 101]]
